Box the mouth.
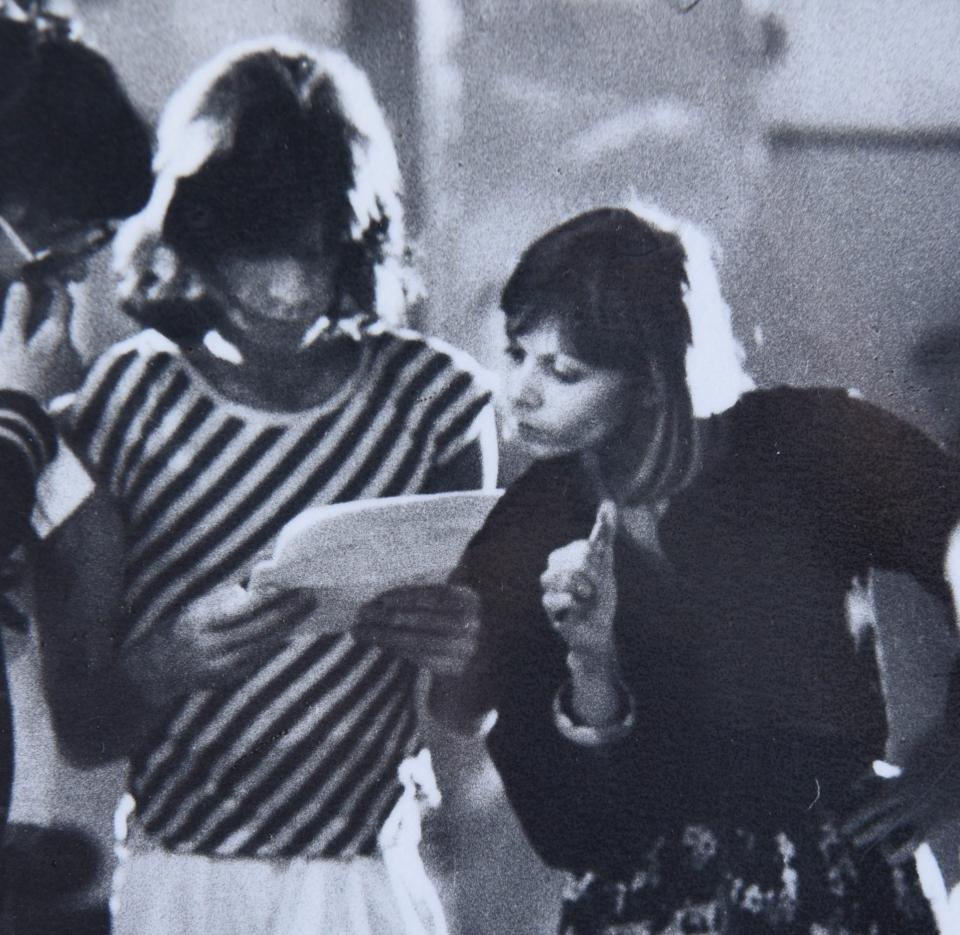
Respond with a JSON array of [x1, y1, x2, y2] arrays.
[[259, 304, 315, 324], [516, 421, 556, 445]]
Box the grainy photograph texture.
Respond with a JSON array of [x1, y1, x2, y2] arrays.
[[2, 1, 960, 933]]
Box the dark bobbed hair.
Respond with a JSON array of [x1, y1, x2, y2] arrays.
[[501, 208, 692, 395], [116, 38, 406, 344], [0, 17, 153, 226]]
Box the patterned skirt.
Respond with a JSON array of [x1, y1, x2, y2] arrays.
[[558, 816, 938, 935]]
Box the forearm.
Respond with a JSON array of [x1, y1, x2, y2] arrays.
[[34, 490, 169, 765], [42, 639, 170, 766]]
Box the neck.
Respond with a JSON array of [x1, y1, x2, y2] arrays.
[[187, 334, 361, 412]]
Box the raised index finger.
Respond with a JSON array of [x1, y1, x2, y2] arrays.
[[588, 499, 618, 558]]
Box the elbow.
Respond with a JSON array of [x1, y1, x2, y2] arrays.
[[40, 658, 134, 767], [47, 701, 130, 768]]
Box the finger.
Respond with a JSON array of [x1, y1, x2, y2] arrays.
[[206, 639, 290, 682], [418, 653, 471, 677], [588, 499, 618, 555], [883, 821, 922, 864], [372, 584, 479, 615], [352, 624, 476, 660], [846, 800, 913, 849], [350, 624, 477, 655], [540, 562, 597, 595], [851, 812, 913, 851], [358, 596, 479, 634], [841, 790, 905, 837], [209, 588, 315, 634], [887, 832, 923, 866], [210, 599, 317, 649], [2, 282, 31, 338], [387, 609, 480, 635]]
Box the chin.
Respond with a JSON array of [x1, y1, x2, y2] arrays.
[[515, 432, 569, 461]]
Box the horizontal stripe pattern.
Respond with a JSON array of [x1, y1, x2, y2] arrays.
[[0, 391, 58, 479], [68, 327, 490, 858]]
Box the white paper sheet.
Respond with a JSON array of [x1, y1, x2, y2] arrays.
[[248, 490, 502, 635]]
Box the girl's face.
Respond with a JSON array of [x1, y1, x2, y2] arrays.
[[207, 228, 337, 356], [504, 317, 633, 460]]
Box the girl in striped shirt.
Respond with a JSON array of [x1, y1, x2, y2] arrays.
[[36, 38, 495, 935]]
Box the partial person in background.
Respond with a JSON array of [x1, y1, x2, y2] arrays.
[[1, 5, 153, 396], [0, 8, 151, 924], [366, 206, 960, 934], [36, 38, 495, 935]]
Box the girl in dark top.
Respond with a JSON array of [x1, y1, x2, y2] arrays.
[[368, 206, 960, 933]]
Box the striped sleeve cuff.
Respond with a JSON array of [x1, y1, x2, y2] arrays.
[[0, 389, 58, 480]]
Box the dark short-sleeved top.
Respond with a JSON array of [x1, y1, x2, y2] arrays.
[[453, 387, 960, 877]]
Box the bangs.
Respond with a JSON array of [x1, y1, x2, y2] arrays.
[[501, 209, 690, 377], [161, 59, 354, 263]]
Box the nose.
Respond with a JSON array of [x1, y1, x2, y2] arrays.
[[266, 258, 311, 305], [508, 363, 543, 412]]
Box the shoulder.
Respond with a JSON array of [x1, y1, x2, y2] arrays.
[[71, 329, 180, 403], [720, 385, 936, 457], [60, 330, 182, 445], [715, 386, 960, 510], [364, 324, 495, 394], [723, 385, 859, 435]]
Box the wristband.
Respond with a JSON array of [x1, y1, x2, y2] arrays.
[[552, 676, 635, 748]]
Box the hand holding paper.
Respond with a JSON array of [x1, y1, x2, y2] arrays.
[[122, 582, 317, 706], [247, 491, 501, 642]]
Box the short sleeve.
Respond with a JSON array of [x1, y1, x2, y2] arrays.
[[420, 337, 495, 470], [61, 331, 177, 499], [0, 390, 58, 556]]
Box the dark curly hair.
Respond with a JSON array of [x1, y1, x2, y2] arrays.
[[116, 38, 407, 344], [0, 16, 152, 226]]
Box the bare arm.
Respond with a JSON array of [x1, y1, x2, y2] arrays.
[[843, 519, 960, 860], [34, 485, 318, 766], [33, 487, 163, 765]]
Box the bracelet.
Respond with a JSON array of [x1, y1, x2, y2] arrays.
[[552, 676, 635, 748]]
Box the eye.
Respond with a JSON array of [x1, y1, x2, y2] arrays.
[[548, 360, 585, 384]]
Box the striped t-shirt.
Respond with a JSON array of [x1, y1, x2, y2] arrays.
[[66, 326, 492, 859]]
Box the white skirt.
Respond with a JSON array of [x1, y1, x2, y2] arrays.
[[111, 751, 449, 935]]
